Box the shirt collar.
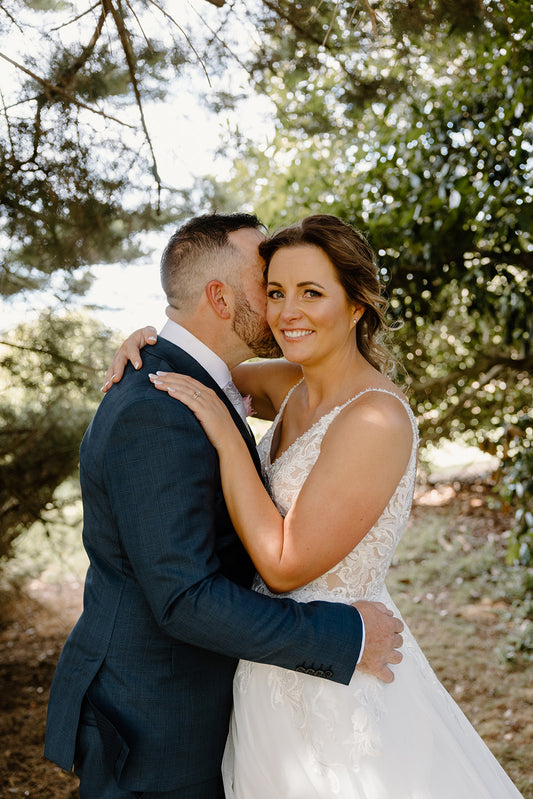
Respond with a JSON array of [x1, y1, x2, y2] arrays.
[[159, 319, 231, 389]]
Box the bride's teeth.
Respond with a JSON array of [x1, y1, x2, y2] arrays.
[[284, 330, 311, 338]]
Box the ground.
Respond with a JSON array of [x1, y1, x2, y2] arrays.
[[0, 482, 532, 798]]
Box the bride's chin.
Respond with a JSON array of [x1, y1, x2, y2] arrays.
[[283, 352, 304, 365]]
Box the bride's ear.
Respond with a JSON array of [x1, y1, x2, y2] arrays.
[[205, 280, 232, 320], [351, 304, 365, 325]]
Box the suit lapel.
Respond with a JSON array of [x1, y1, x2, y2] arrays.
[[148, 340, 262, 475]]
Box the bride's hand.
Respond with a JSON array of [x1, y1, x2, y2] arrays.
[[101, 326, 158, 392], [149, 372, 235, 452]]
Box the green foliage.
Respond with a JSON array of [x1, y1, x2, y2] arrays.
[[203, 0, 533, 561], [0, 311, 120, 561], [0, 1, 204, 561], [1, 0, 531, 575], [0, 1, 188, 300], [501, 417, 533, 565]]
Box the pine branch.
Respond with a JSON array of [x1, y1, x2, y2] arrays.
[[0, 51, 134, 128], [0, 3, 22, 31], [0, 340, 99, 373], [104, 0, 162, 205], [362, 0, 378, 36], [147, 0, 212, 86], [49, 2, 102, 33]]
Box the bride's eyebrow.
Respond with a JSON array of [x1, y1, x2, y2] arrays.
[[297, 281, 326, 289], [267, 280, 326, 289]]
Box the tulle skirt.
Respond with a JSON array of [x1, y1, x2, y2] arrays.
[[222, 598, 523, 799]]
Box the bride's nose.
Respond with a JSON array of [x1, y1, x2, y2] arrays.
[[279, 296, 301, 322]]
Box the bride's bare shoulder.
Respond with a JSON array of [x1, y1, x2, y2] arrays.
[[339, 385, 414, 443]]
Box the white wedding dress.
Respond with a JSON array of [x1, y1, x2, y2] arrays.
[[222, 386, 524, 798]]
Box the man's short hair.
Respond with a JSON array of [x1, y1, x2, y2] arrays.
[[161, 213, 264, 310]]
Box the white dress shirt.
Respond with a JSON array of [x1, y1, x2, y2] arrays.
[[159, 319, 247, 421], [159, 319, 232, 389]]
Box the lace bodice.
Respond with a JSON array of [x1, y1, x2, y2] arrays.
[[255, 385, 419, 604]]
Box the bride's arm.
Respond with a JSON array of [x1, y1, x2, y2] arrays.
[[150, 372, 413, 594], [231, 359, 302, 421]]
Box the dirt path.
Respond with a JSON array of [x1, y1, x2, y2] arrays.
[[1, 581, 82, 797], [1, 485, 531, 797]]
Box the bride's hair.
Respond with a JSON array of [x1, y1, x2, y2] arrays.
[[259, 214, 396, 375]]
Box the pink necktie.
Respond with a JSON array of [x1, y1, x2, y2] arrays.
[[223, 380, 247, 422]]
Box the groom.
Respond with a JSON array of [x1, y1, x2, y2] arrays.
[[44, 213, 403, 799]]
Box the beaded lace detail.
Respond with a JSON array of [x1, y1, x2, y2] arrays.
[[255, 385, 419, 604], [233, 385, 420, 775]]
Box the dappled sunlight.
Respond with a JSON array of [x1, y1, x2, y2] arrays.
[[416, 485, 457, 506]]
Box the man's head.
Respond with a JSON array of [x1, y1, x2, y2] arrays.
[[160, 213, 281, 363], [161, 213, 264, 310]]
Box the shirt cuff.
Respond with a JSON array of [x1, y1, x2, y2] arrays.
[[355, 615, 366, 665]]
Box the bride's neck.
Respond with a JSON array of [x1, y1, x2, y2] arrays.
[[300, 352, 377, 412]]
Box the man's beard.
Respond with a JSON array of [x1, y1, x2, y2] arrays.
[[233, 291, 282, 359]]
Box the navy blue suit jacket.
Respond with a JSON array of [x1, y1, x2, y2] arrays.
[[44, 338, 363, 794]]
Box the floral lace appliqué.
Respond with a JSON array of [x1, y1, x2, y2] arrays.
[[248, 387, 419, 769]]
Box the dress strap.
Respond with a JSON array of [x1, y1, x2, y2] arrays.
[[334, 388, 419, 452], [277, 378, 303, 416], [267, 379, 303, 461]]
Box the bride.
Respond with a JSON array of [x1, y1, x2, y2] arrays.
[[110, 214, 523, 797]]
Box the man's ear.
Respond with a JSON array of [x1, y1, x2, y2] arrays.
[[205, 280, 232, 320]]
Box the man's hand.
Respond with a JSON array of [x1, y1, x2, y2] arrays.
[[353, 600, 404, 683]]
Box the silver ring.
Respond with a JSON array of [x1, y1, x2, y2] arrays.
[[192, 390, 201, 400]]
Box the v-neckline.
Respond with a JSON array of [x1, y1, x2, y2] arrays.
[[267, 383, 417, 469]]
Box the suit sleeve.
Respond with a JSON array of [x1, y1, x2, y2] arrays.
[[101, 393, 362, 685]]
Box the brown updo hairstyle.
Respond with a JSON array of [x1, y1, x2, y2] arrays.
[[258, 214, 395, 375]]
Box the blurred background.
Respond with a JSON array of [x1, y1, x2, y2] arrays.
[[0, 1, 531, 795]]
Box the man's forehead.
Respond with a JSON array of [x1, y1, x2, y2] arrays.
[[229, 226, 266, 250]]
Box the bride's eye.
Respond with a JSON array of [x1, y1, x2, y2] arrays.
[[303, 289, 322, 298], [267, 289, 284, 299]]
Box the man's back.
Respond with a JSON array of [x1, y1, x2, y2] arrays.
[[45, 340, 255, 793]]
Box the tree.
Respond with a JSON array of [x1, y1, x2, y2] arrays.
[[0, 0, 405, 305], [0, 311, 121, 561], [200, 1, 533, 564], [0, 0, 389, 558], [0, 0, 230, 559], [0, 0, 195, 301], [1, 0, 531, 576]]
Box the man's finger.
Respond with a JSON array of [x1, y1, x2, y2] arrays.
[[388, 650, 403, 665], [372, 602, 394, 616], [379, 666, 395, 684]]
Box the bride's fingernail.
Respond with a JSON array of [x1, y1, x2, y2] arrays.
[[134, 361, 141, 369], [156, 371, 168, 376]]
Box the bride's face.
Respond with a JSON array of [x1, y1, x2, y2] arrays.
[[266, 244, 358, 366]]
